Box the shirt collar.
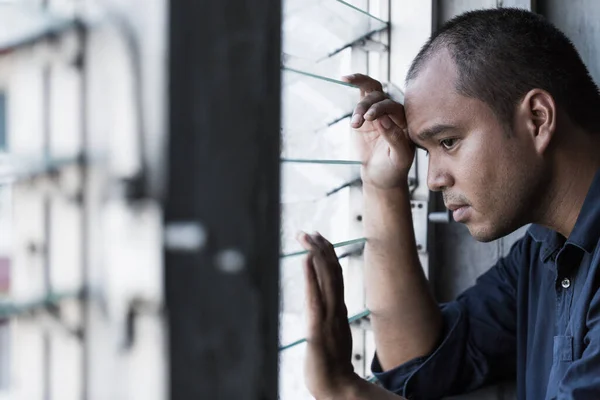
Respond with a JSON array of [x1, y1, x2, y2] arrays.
[[528, 224, 564, 264], [528, 168, 600, 263], [567, 168, 600, 253]]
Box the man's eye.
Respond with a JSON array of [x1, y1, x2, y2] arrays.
[[441, 138, 457, 150]]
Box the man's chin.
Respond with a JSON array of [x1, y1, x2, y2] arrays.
[[465, 222, 503, 243]]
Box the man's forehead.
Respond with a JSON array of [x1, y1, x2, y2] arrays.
[[404, 50, 465, 139], [404, 50, 457, 116]]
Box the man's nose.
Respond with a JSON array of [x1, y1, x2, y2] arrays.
[[427, 161, 454, 192]]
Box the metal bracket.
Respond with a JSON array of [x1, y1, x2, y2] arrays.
[[411, 200, 428, 253], [428, 210, 451, 224], [122, 297, 164, 352], [349, 314, 372, 331], [46, 305, 84, 341], [354, 38, 389, 53]]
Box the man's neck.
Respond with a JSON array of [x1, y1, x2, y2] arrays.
[[536, 133, 600, 239]]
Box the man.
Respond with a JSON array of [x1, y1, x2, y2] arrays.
[[297, 8, 600, 400]]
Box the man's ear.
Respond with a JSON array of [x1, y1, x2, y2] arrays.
[[516, 88, 556, 155]]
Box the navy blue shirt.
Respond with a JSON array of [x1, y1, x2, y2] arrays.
[[372, 169, 600, 400]]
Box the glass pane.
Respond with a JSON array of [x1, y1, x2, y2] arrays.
[[282, 114, 360, 161], [281, 161, 360, 204], [280, 0, 388, 397], [282, 46, 352, 82], [282, 67, 359, 146], [281, 183, 364, 256], [279, 254, 365, 399], [283, 0, 387, 62]]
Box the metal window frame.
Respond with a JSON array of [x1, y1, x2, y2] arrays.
[[165, 0, 281, 399]]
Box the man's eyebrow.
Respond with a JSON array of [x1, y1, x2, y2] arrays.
[[416, 124, 456, 142]]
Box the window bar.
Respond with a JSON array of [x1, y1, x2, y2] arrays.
[[75, 20, 91, 400], [42, 23, 52, 399]]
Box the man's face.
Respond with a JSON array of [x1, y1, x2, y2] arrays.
[[404, 49, 545, 242]]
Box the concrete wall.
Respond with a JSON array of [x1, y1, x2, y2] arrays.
[[538, 0, 600, 85]]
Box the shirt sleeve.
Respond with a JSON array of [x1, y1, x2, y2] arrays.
[[556, 284, 600, 399], [371, 236, 526, 399]]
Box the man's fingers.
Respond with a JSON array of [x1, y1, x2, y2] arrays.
[[303, 254, 324, 333], [298, 231, 347, 318], [371, 117, 412, 150], [310, 233, 346, 316], [297, 231, 316, 251], [313, 232, 337, 263], [342, 73, 384, 96], [306, 234, 337, 317], [351, 91, 387, 129], [363, 99, 407, 129], [314, 233, 344, 285]]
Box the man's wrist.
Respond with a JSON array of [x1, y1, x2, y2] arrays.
[[362, 181, 410, 199], [326, 374, 367, 400]]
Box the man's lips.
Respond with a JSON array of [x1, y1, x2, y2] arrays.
[[446, 204, 471, 222], [445, 203, 468, 211]]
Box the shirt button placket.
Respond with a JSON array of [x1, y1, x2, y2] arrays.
[[561, 277, 571, 289]]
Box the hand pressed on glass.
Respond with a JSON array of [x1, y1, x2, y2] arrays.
[[297, 232, 408, 400], [297, 231, 358, 400]]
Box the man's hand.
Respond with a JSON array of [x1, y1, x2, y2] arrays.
[[342, 74, 414, 190], [297, 232, 360, 400], [297, 232, 408, 400]]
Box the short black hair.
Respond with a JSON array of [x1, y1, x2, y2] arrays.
[[406, 8, 600, 134]]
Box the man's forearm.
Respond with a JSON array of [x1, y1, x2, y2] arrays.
[[363, 182, 442, 371], [332, 375, 407, 400]]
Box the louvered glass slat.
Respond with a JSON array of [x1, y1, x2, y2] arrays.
[[282, 67, 359, 150], [280, 187, 364, 256], [283, 0, 387, 62], [281, 161, 360, 204]]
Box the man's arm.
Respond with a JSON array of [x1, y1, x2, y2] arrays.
[[343, 74, 442, 370], [363, 184, 442, 370], [335, 375, 406, 400], [297, 219, 522, 399]]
